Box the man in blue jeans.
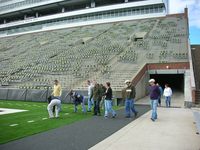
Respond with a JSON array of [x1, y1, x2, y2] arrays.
[[122, 80, 138, 118], [87, 80, 94, 112], [148, 79, 161, 122], [69, 90, 86, 113]]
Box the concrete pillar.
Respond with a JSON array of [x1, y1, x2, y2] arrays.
[[184, 70, 193, 107], [24, 14, 27, 19], [4, 19, 6, 24], [125, 0, 128, 2]]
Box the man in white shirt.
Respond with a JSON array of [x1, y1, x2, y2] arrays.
[[163, 84, 172, 107], [87, 80, 94, 112]]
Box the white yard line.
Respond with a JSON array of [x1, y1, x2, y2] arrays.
[[9, 124, 18, 127], [27, 120, 35, 123]]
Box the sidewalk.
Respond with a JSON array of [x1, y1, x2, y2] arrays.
[[89, 94, 200, 150], [135, 92, 184, 108]]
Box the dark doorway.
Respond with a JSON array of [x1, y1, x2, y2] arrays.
[[150, 74, 184, 92]]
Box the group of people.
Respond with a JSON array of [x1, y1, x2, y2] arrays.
[[47, 78, 172, 122], [82, 79, 137, 118], [86, 80, 116, 118]]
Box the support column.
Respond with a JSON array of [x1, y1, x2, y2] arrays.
[[184, 70, 193, 108]]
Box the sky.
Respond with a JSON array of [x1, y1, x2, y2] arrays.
[[169, 0, 200, 45]]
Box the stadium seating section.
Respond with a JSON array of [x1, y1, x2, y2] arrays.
[[0, 15, 188, 91]]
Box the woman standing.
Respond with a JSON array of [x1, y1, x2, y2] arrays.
[[104, 82, 116, 118]]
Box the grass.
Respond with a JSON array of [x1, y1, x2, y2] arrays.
[[0, 100, 121, 144], [0, 100, 93, 144]]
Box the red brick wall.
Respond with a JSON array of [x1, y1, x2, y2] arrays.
[[147, 62, 190, 70], [131, 62, 189, 86]]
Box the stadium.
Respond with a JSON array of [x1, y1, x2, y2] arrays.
[[0, 0, 200, 150]]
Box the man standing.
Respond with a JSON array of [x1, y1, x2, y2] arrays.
[[87, 80, 93, 112], [122, 80, 138, 118], [149, 79, 160, 122], [163, 84, 172, 107], [90, 81, 101, 116], [52, 80, 62, 100], [156, 83, 163, 106]]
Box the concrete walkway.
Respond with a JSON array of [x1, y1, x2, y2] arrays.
[[135, 92, 184, 108], [89, 94, 200, 150], [89, 107, 200, 150]]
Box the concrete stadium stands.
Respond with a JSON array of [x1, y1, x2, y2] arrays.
[[0, 14, 188, 93]]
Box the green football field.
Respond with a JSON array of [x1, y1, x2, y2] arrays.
[[0, 100, 94, 144]]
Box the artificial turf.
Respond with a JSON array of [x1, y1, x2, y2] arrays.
[[0, 100, 94, 144]]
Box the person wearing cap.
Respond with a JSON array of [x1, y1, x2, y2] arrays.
[[122, 80, 138, 118], [148, 79, 160, 122]]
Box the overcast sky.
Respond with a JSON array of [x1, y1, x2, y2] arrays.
[[169, 0, 200, 44]]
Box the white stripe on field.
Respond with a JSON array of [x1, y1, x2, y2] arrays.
[[9, 124, 18, 127], [27, 120, 34, 123]]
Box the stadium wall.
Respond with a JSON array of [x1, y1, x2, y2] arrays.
[[0, 88, 82, 104]]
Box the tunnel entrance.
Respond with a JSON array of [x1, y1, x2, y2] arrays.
[[150, 74, 184, 92]]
